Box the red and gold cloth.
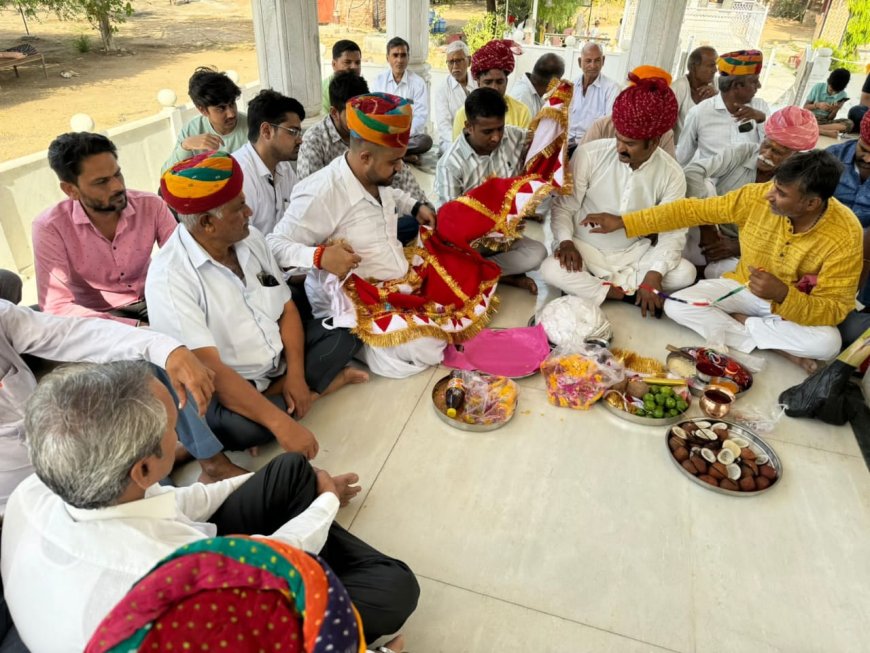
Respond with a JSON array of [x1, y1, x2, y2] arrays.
[[611, 73, 678, 140], [341, 80, 574, 347], [471, 39, 520, 78], [160, 151, 244, 214], [346, 92, 412, 148], [85, 536, 365, 653]]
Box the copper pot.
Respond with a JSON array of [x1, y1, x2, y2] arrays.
[[699, 385, 735, 418]]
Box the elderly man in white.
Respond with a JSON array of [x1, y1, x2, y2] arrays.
[[0, 361, 419, 652], [568, 42, 620, 147], [433, 40, 477, 154], [542, 78, 695, 317], [267, 94, 442, 379], [372, 36, 433, 160]]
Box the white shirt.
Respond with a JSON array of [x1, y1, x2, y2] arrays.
[[372, 68, 429, 135], [434, 125, 528, 208], [670, 74, 719, 144], [508, 73, 545, 119], [0, 301, 180, 513], [676, 93, 770, 166], [232, 142, 298, 235], [568, 73, 620, 143], [552, 139, 688, 275], [1, 473, 339, 652], [433, 73, 476, 153], [146, 226, 292, 390], [267, 155, 416, 319]]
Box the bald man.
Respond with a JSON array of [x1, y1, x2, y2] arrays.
[[670, 45, 718, 143], [508, 53, 565, 118], [568, 42, 620, 146]]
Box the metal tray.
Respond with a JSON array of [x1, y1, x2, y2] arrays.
[[601, 389, 691, 427], [666, 352, 752, 398], [666, 418, 783, 497], [431, 373, 517, 432]]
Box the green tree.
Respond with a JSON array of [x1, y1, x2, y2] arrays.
[[0, 0, 132, 51], [842, 0, 870, 60]]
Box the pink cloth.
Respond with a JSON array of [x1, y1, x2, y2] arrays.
[[765, 106, 818, 151], [32, 190, 177, 325], [442, 325, 551, 377]]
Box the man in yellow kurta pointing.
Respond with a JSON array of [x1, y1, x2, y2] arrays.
[[582, 149, 862, 372]]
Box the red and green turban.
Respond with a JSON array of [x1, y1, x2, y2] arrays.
[[717, 50, 763, 76], [85, 536, 366, 653], [611, 74, 678, 140], [160, 151, 244, 214], [346, 93, 413, 148]]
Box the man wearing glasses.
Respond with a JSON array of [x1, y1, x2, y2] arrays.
[[232, 90, 304, 236], [433, 40, 476, 154]]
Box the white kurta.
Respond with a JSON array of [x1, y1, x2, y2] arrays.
[[676, 93, 770, 166], [542, 139, 694, 301], [232, 141, 297, 235], [433, 74, 476, 153]]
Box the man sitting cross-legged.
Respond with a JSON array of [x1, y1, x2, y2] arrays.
[[162, 67, 249, 173], [33, 132, 177, 325], [147, 152, 367, 456], [583, 150, 861, 373], [268, 93, 444, 379], [1, 361, 419, 652], [541, 75, 695, 318], [435, 87, 547, 293]]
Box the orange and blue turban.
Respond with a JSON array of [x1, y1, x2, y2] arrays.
[[717, 50, 763, 76], [85, 537, 366, 653], [160, 151, 244, 214], [346, 93, 413, 148], [611, 73, 678, 140]]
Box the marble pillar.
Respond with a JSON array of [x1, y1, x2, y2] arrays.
[[252, 0, 322, 120], [625, 0, 689, 76]]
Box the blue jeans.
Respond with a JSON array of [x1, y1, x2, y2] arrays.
[[150, 365, 224, 459]]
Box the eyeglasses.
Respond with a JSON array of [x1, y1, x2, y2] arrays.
[[271, 124, 303, 138], [446, 58, 467, 67]]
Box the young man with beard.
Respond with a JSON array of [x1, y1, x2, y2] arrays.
[[33, 132, 177, 325]]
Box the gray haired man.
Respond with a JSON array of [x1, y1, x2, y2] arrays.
[[1, 361, 419, 652]]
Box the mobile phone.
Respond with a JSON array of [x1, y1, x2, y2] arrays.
[[738, 121, 753, 133]]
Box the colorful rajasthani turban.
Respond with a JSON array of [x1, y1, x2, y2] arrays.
[[611, 73, 678, 140], [717, 49, 763, 76], [85, 537, 366, 653], [471, 39, 518, 78], [628, 65, 672, 86], [861, 110, 870, 146], [160, 151, 243, 214], [765, 106, 819, 151], [346, 93, 413, 148]]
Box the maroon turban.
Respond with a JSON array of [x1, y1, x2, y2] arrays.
[[611, 73, 678, 140], [471, 39, 518, 78], [862, 110, 870, 146]]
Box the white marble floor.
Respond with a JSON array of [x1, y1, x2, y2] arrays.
[[176, 280, 870, 653]]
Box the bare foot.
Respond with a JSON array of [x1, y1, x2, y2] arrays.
[[197, 452, 250, 484], [174, 442, 193, 466], [322, 366, 370, 397], [500, 273, 538, 295], [730, 312, 749, 325], [776, 350, 823, 374], [380, 634, 406, 653], [331, 472, 362, 507]]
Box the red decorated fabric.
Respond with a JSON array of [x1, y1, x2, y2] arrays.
[[611, 74, 678, 140], [861, 110, 870, 146], [471, 39, 518, 78]]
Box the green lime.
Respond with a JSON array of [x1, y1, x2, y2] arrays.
[[653, 407, 664, 418], [659, 386, 673, 396], [665, 397, 676, 409], [676, 400, 688, 412], [636, 408, 647, 417], [643, 393, 655, 403], [668, 409, 678, 417], [655, 394, 666, 405]]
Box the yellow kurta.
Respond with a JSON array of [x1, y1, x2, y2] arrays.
[[452, 95, 532, 139], [623, 182, 863, 327]]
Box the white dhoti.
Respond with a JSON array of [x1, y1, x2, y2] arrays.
[[357, 338, 447, 379], [664, 278, 841, 360], [704, 257, 739, 279], [540, 238, 697, 304]]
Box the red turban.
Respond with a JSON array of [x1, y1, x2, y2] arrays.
[[611, 73, 678, 140], [471, 39, 518, 78], [765, 106, 818, 151], [861, 110, 870, 146]]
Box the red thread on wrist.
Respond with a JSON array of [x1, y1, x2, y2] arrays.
[[313, 245, 325, 270]]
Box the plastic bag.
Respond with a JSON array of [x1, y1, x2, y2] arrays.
[[779, 360, 854, 425], [537, 296, 612, 351], [540, 344, 624, 410], [453, 371, 518, 425], [728, 403, 786, 434]]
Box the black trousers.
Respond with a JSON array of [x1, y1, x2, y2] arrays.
[[209, 453, 419, 643], [107, 299, 149, 323], [205, 322, 361, 450]]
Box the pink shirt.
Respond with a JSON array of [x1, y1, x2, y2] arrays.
[[32, 190, 177, 325]]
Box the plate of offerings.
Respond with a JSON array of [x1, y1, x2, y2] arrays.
[[432, 371, 518, 432]]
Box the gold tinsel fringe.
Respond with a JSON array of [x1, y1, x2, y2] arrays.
[[609, 347, 667, 375]]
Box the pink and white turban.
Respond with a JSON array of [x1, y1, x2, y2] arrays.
[[765, 106, 819, 151]]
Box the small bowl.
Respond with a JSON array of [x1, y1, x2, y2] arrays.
[[706, 376, 740, 396], [699, 384, 735, 418]]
